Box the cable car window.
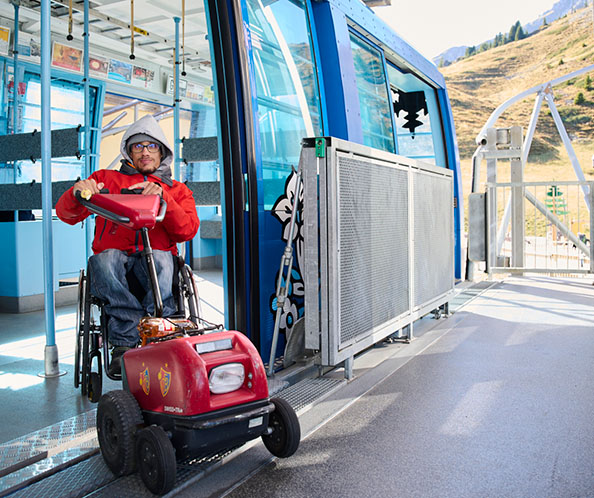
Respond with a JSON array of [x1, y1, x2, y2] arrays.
[[386, 64, 446, 166], [349, 32, 395, 153], [244, 0, 322, 209]]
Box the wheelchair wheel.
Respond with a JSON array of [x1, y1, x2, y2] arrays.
[[88, 372, 102, 403], [74, 269, 86, 389], [180, 264, 201, 323], [80, 269, 93, 397]]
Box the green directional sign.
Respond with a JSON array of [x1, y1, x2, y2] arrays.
[[546, 186, 568, 215]]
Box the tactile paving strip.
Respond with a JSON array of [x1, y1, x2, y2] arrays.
[[0, 410, 98, 497]]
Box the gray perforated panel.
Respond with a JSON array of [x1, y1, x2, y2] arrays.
[[413, 171, 453, 307], [336, 156, 409, 347]]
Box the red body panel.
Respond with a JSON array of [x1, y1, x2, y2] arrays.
[[90, 193, 161, 230], [123, 331, 269, 416]]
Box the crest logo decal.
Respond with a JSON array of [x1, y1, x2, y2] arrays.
[[158, 366, 171, 397], [139, 365, 150, 395]]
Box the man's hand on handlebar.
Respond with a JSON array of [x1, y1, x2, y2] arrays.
[[128, 181, 163, 197], [73, 179, 105, 201]]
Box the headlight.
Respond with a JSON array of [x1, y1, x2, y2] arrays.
[[208, 363, 245, 394]]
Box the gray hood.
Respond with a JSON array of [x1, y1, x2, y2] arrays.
[[119, 114, 174, 186]]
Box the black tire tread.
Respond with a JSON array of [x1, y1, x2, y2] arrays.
[[136, 425, 177, 495], [97, 390, 143, 476], [262, 397, 301, 458]]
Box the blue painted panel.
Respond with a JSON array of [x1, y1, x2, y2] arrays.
[[0, 223, 18, 295], [329, 0, 445, 89], [195, 207, 222, 259], [242, 0, 323, 359], [437, 87, 464, 280], [13, 221, 51, 296], [310, 1, 361, 141], [0, 219, 87, 297], [54, 219, 88, 279], [304, 0, 329, 136]]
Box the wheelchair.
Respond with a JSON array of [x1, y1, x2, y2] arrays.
[[73, 190, 204, 402], [74, 254, 202, 402]]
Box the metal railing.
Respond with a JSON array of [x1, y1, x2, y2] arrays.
[[486, 180, 594, 275]]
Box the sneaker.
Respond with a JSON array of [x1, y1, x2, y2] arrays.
[[108, 346, 131, 376]]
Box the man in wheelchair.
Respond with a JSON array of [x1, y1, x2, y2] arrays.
[[56, 115, 199, 375]]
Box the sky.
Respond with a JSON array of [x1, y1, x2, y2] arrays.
[[372, 0, 556, 60]]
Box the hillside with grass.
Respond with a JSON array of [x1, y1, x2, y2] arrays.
[[441, 6, 594, 199]]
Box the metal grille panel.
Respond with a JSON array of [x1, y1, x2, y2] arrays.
[[336, 156, 409, 346], [413, 171, 453, 307]]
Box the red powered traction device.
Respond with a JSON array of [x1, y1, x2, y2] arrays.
[[76, 190, 300, 495]]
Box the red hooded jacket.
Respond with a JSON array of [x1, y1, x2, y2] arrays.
[[55, 168, 199, 255]]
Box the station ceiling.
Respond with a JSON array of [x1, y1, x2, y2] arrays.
[[0, 0, 212, 73]]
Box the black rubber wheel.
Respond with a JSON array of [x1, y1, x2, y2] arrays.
[[97, 390, 143, 476], [136, 425, 176, 495], [81, 271, 93, 396], [74, 270, 86, 389], [181, 264, 200, 323], [88, 372, 102, 403], [262, 398, 301, 458]]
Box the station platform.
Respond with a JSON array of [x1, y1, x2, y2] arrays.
[[1, 274, 594, 496]]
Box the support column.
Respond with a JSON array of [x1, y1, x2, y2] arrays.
[[590, 184, 594, 273], [486, 128, 498, 273], [12, 1, 19, 220], [84, 0, 93, 258], [40, 0, 60, 377], [510, 126, 524, 269], [173, 17, 181, 182], [12, 1, 19, 136]]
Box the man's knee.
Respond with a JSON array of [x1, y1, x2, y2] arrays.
[[88, 249, 129, 297], [152, 250, 175, 285], [89, 249, 128, 276]]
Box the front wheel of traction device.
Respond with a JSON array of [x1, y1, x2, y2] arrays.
[[96, 390, 143, 476], [136, 425, 177, 495], [262, 397, 301, 458]]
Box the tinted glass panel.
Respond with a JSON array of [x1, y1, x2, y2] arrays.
[[387, 64, 446, 166], [349, 33, 394, 153], [244, 0, 322, 209]]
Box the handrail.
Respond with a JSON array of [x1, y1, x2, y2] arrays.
[[475, 64, 594, 145]]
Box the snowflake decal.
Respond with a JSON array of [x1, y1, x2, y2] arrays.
[[269, 171, 305, 339]]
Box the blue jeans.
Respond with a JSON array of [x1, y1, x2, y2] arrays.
[[88, 249, 176, 347]]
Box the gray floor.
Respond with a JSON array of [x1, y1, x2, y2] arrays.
[[2, 275, 594, 497], [196, 276, 594, 497]]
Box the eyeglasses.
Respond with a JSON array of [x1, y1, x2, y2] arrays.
[[130, 142, 160, 153]]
